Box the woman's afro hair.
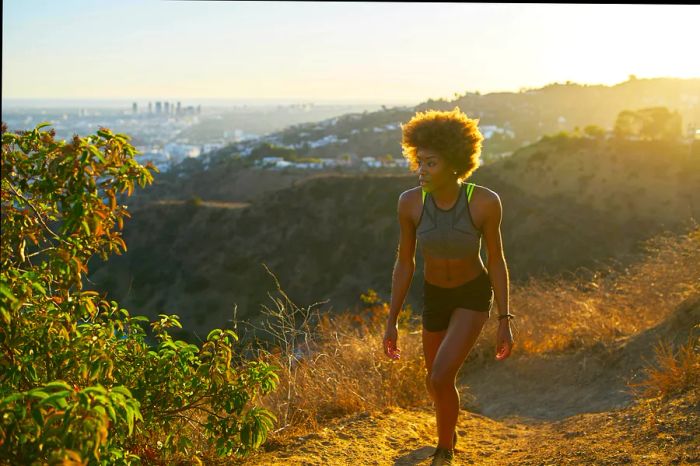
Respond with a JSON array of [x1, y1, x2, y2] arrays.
[[400, 106, 484, 183]]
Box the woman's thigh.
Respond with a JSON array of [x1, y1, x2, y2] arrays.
[[422, 327, 448, 374], [422, 270, 492, 373], [430, 308, 489, 383]]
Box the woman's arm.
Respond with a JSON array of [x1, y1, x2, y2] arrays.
[[481, 191, 509, 316], [387, 191, 417, 327], [481, 190, 514, 360]]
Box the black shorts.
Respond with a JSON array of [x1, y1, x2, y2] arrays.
[[422, 268, 494, 332]]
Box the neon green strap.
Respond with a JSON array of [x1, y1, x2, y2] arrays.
[[423, 184, 474, 203], [465, 182, 475, 203]]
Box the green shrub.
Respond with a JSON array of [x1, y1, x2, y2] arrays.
[[1, 122, 280, 464]]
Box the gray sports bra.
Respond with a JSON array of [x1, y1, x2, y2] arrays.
[[416, 182, 482, 259]]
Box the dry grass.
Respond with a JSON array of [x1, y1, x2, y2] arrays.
[[251, 283, 429, 438], [501, 227, 700, 354], [623, 329, 700, 438], [628, 331, 700, 400]]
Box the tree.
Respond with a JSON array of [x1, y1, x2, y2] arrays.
[[1, 122, 279, 464], [583, 124, 606, 139], [614, 110, 644, 139], [613, 107, 683, 141], [637, 107, 682, 141]]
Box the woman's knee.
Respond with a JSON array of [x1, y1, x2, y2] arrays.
[[429, 367, 456, 391]]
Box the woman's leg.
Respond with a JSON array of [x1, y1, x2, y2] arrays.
[[429, 307, 489, 449], [422, 326, 447, 404], [421, 281, 450, 404]]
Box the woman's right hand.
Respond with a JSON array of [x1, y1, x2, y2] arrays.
[[495, 319, 514, 360], [383, 323, 401, 360]]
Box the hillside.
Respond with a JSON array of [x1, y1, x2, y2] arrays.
[[196, 77, 699, 168], [86, 136, 698, 342], [176, 103, 383, 144], [493, 135, 699, 225], [125, 161, 314, 210], [429, 77, 700, 148]]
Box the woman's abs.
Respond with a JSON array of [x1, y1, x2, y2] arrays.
[[423, 255, 486, 288]]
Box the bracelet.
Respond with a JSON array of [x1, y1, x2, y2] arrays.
[[497, 313, 515, 321]]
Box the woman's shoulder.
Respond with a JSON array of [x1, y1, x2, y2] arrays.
[[399, 186, 423, 202], [465, 182, 500, 205], [397, 186, 423, 214], [464, 181, 495, 194]]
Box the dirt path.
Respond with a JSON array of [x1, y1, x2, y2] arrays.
[[245, 404, 536, 465], [242, 389, 698, 465], [239, 298, 699, 465]]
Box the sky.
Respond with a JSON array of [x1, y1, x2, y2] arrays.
[[3, 1, 699, 106]]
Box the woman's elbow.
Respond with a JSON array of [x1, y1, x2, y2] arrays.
[[395, 257, 416, 270]]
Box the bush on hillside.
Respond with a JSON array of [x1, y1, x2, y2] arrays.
[[0, 122, 280, 464]]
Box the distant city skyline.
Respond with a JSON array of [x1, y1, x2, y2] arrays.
[[1, 97, 395, 109], [3, 2, 699, 106]]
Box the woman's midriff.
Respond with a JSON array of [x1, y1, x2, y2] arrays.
[[423, 254, 486, 288]]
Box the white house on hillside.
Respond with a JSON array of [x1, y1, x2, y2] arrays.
[[262, 156, 284, 165]]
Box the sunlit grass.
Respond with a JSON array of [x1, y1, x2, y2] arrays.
[[628, 332, 700, 400], [503, 228, 700, 354], [250, 284, 429, 438], [625, 330, 700, 436]]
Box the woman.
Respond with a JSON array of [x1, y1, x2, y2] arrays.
[[383, 107, 515, 465]]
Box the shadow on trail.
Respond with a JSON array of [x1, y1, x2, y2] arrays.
[[392, 445, 436, 465]]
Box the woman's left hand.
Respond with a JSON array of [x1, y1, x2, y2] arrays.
[[495, 320, 514, 360]]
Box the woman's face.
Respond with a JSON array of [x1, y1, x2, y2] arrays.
[[416, 147, 455, 192]]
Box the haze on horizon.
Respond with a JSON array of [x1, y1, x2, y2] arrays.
[[3, 1, 699, 106]]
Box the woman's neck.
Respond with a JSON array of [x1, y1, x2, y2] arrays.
[[431, 180, 462, 208]]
